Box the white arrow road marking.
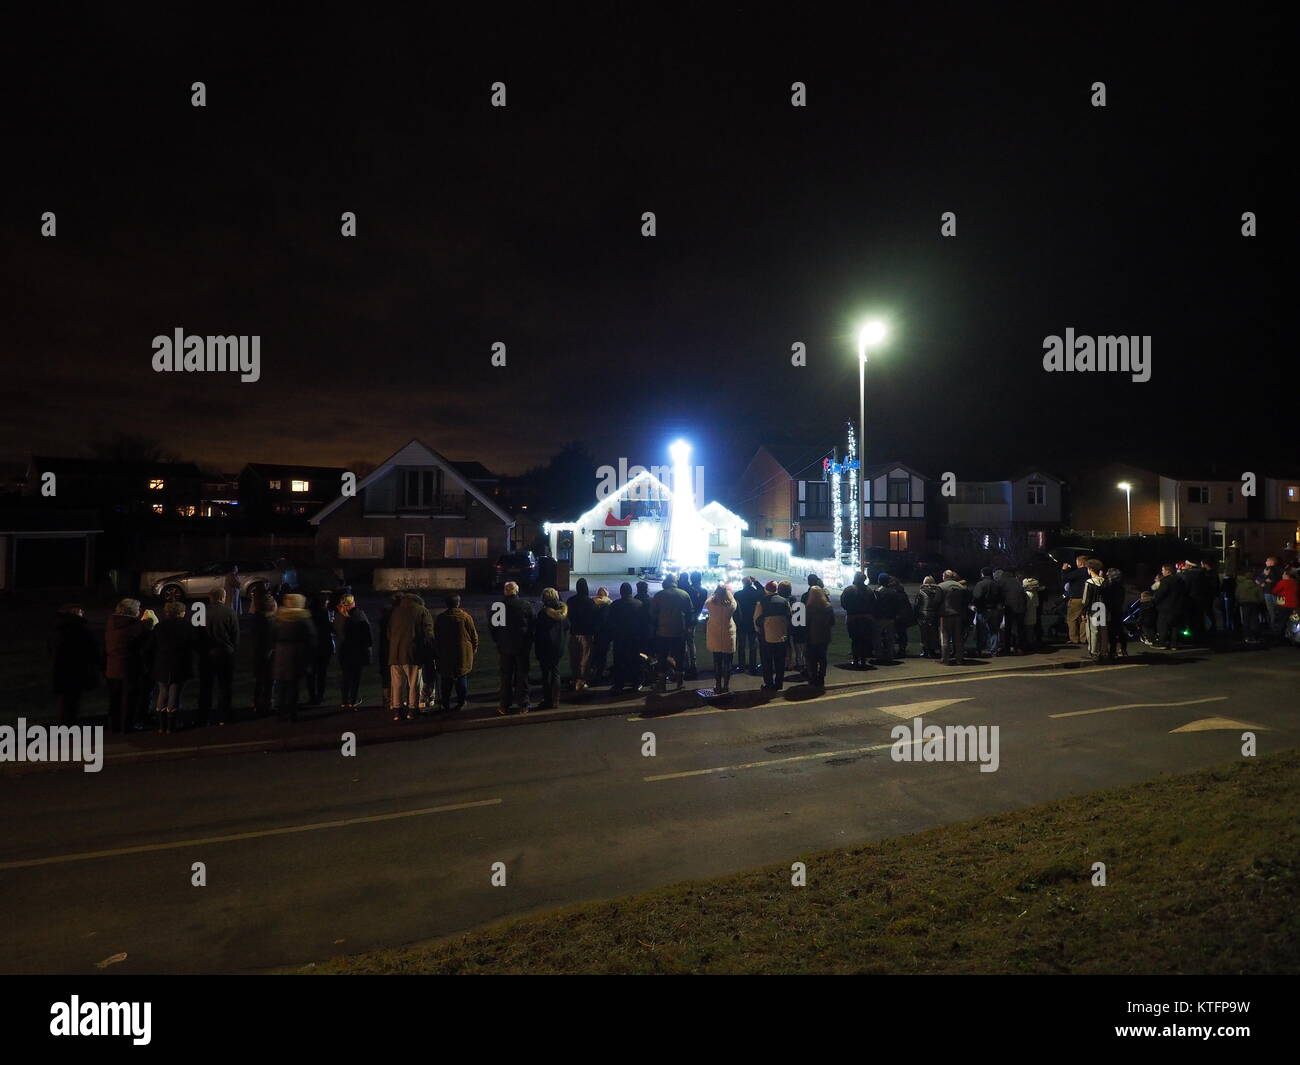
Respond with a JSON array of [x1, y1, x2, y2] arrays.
[[0, 798, 503, 871], [1049, 696, 1226, 720], [628, 664, 1146, 721], [1170, 717, 1270, 733], [875, 697, 972, 719]]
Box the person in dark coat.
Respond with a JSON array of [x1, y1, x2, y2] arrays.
[[432, 594, 478, 712], [913, 577, 942, 658], [889, 575, 914, 658], [307, 592, 335, 706], [840, 571, 875, 668], [386, 592, 434, 720], [998, 567, 1028, 655], [50, 604, 98, 726], [532, 588, 568, 709], [272, 593, 317, 722], [491, 581, 534, 714], [251, 593, 277, 715], [607, 582, 646, 693], [1102, 568, 1128, 660], [867, 573, 901, 664], [804, 584, 835, 687], [971, 567, 1004, 658], [634, 580, 654, 656], [333, 594, 374, 709], [196, 586, 240, 726], [734, 576, 763, 675], [1152, 564, 1187, 649], [406, 592, 439, 712], [150, 600, 194, 732], [937, 570, 972, 665], [104, 598, 148, 733], [566, 578, 596, 690]]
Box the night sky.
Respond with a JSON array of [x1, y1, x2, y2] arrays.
[[5, 8, 1285, 498]]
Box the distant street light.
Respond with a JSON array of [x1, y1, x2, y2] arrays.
[[856, 320, 888, 570], [1117, 481, 1132, 536]]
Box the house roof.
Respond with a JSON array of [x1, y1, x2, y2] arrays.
[[955, 466, 1064, 485], [308, 439, 514, 526], [862, 460, 933, 480], [572, 469, 675, 528], [699, 501, 749, 530]]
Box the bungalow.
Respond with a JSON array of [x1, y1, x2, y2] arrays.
[[309, 440, 515, 590], [544, 470, 747, 575]]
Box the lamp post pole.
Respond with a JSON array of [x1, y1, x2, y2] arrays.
[[858, 344, 866, 572]]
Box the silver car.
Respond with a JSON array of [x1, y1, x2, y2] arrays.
[[151, 559, 295, 606]]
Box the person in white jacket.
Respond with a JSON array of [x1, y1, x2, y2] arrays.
[[705, 584, 737, 694]]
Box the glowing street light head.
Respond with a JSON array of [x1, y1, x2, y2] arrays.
[[668, 439, 692, 465], [857, 319, 887, 358], [1117, 481, 1132, 492]]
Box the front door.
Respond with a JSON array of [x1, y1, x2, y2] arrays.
[[557, 530, 574, 563], [404, 534, 424, 568]]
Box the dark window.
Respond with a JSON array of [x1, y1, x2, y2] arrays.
[[887, 478, 910, 503], [801, 481, 830, 519]]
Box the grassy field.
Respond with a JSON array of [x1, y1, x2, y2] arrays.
[[2, 596, 899, 724], [301, 749, 1300, 974]]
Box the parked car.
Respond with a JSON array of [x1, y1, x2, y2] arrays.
[[493, 551, 539, 590], [151, 559, 295, 606]]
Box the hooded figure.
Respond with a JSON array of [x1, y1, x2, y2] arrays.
[[804, 584, 835, 686], [705, 584, 737, 694], [840, 571, 876, 668], [533, 588, 569, 709]]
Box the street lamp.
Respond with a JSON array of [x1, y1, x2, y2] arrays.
[[856, 319, 888, 570], [1117, 482, 1132, 536]]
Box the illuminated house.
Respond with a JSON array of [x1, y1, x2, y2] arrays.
[[544, 470, 746, 575]]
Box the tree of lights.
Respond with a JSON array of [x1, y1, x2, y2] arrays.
[[845, 421, 860, 570], [666, 439, 707, 569]]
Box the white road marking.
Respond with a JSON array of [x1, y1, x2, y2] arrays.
[[645, 739, 919, 782], [1049, 696, 1227, 720], [0, 798, 503, 871], [1169, 717, 1269, 733], [876, 697, 972, 719], [628, 664, 1146, 720]]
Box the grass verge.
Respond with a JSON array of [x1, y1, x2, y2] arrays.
[[304, 749, 1300, 974]]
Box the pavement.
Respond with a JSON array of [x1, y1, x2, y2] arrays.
[[5, 642, 1112, 774], [2, 639, 1296, 973]]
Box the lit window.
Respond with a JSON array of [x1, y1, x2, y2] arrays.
[[148, 479, 165, 490], [291, 480, 310, 493], [338, 537, 384, 559], [1287, 485, 1298, 500], [888, 530, 909, 551], [592, 531, 627, 553], [151, 503, 164, 514], [177, 505, 196, 517], [269, 480, 281, 490], [444, 537, 488, 559]]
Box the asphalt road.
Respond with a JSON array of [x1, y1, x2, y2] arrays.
[[2, 647, 1297, 973]]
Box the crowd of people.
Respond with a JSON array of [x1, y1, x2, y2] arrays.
[[44, 549, 1300, 729]]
